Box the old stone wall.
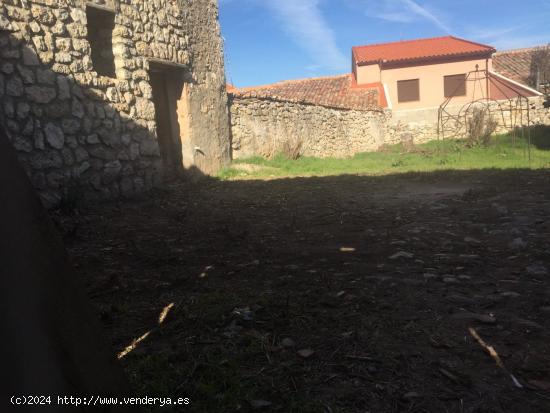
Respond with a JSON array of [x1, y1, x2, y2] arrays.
[[229, 96, 388, 159], [229, 95, 550, 159], [386, 106, 442, 145], [0, 0, 230, 207]]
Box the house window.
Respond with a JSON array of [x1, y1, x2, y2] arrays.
[[86, 5, 116, 78], [444, 74, 466, 97], [397, 79, 419, 103]]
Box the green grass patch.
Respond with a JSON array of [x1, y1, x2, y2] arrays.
[[219, 131, 550, 180]]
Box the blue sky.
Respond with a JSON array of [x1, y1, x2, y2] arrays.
[[219, 0, 550, 87]]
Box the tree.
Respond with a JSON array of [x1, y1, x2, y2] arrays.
[[529, 44, 550, 95]]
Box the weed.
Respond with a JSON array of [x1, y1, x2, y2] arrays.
[[280, 136, 303, 160], [466, 107, 498, 146]]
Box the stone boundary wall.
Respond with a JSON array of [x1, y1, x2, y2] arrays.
[[391, 97, 550, 140], [229, 96, 389, 159], [528, 98, 550, 125], [0, 0, 230, 208], [229, 95, 550, 159]]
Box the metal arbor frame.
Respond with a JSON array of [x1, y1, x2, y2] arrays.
[[437, 66, 532, 158]]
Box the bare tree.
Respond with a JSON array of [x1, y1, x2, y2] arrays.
[[529, 44, 550, 94]]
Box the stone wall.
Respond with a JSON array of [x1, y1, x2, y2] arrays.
[[530, 97, 550, 124], [229, 96, 389, 159], [229, 95, 550, 159], [0, 0, 230, 207]]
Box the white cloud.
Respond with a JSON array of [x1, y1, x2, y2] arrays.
[[264, 0, 348, 72], [466, 26, 522, 41], [401, 0, 450, 32], [461, 25, 549, 50], [491, 34, 550, 50], [364, 0, 451, 33]]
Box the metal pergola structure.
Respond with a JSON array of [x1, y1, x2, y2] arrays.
[[437, 65, 533, 159]]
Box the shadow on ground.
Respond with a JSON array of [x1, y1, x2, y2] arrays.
[[61, 168, 550, 413]]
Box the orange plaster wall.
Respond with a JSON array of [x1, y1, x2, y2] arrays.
[[356, 63, 381, 84], [356, 57, 492, 111]]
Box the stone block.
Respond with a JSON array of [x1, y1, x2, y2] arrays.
[[44, 122, 64, 149], [62, 118, 81, 134], [138, 81, 153, 99], [139, 138, 160, 156], [4, 100, 15, 118], [88, 146, 116, 161], [65, 23, 88, 39], [70, 9, 86, 24], [61, 148, 74, 166], [44, 101, 70, 118], [13, 136, 33, 152], [16, 102, 30, 119], [25, 85, 56, 103], [36, 68, 56, 85], [74, 147, 89, 162], [71, 99, 84, 118], [54, 51, 72, 64], [55, 38, 72, 52], [74, 161, 91, 176], [31, 5, 56, 25], [103, 160, 122, 184], [135, 98, 155, 121], [0, 14, 14, 31], [57, 75, 71, 100], [30, 150, 63, 169], [1, 62, 14, 75], [7, 76, 23, 97], [34, 127, 45, 150], [17, 64, 35, 84], [22, 48, 40, 66]]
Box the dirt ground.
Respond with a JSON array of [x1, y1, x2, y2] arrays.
[[59, 169, 550, 413]]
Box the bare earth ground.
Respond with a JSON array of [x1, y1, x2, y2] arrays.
[[59, 169, 550, 413]]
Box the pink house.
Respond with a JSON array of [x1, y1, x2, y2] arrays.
[[352, 36, 542, 110]]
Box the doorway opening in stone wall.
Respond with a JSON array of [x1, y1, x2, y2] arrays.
[[149, 62, 188, 179]]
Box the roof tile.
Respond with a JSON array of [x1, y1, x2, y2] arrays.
[[353, 36, 495, 65], [493, 47, 539, 86], [228, 74, 381, 111]]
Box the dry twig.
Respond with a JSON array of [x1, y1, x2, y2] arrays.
[[469, 327, 523, 389]]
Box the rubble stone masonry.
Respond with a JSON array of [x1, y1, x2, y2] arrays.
[[229, 95, 550, 159], [0, 0, 230, 207], [229, 96, 389, 159]]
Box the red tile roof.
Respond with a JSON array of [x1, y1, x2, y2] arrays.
[[353, 36, 495, 66], [228, 74, 382, 111], [493, 47, 539, 86]]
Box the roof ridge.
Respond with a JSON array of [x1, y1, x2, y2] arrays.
[[352, 35, 454, 50], [352, 35, 494, 51], [446, 35, 496, 52], [352, 36, 495, 65]]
